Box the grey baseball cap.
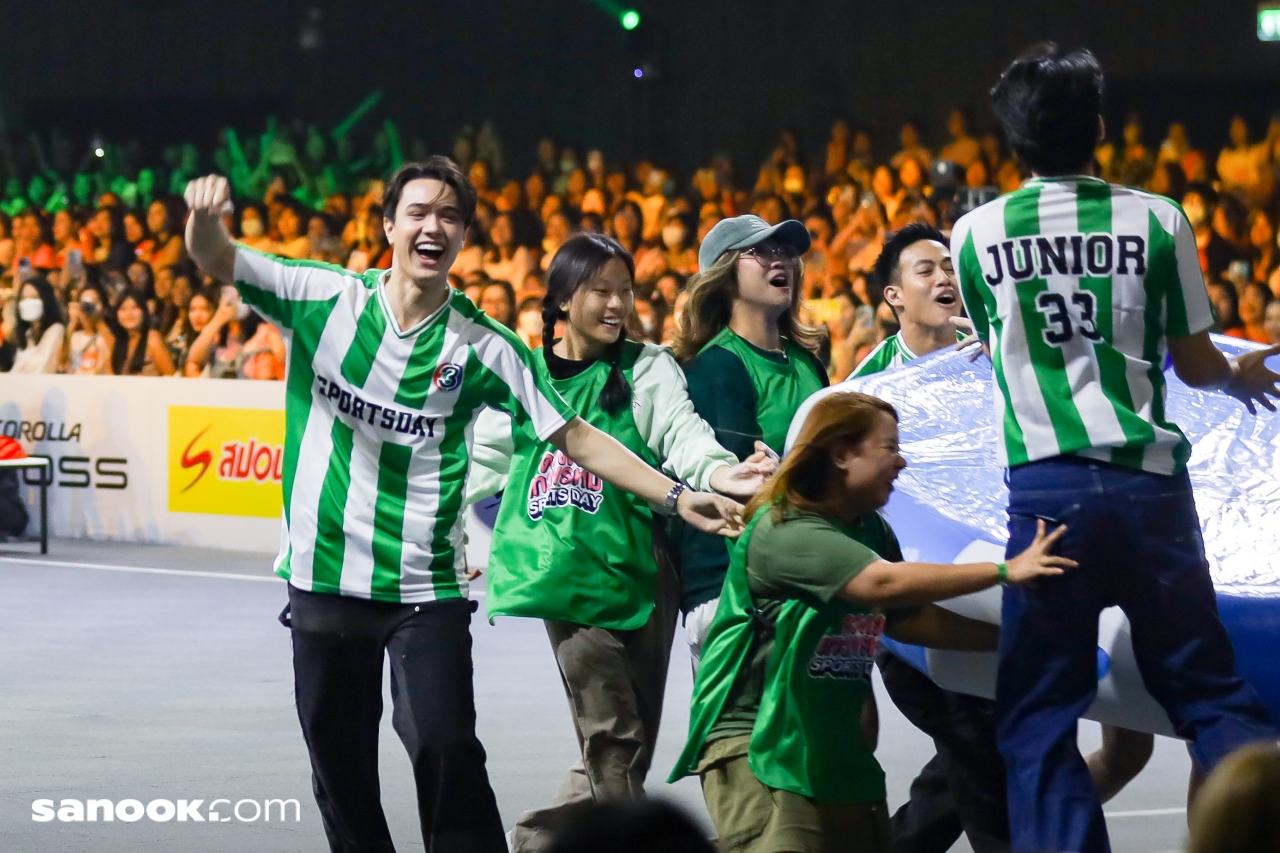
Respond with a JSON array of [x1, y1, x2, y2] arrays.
[[697, 215, 811, 271]]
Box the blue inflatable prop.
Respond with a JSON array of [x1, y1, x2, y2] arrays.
[[823, 336, 1280, 737]]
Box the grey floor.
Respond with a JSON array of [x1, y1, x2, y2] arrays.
[[0, 540, 1193, 852]]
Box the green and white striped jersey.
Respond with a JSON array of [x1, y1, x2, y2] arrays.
[[233, 247, 576, 604], [951, 176, 1214, 475], [849, 331, 964, 379], [850, 333, 918, 378]]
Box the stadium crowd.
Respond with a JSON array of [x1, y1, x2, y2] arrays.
[[3, 109, 1280, 378]]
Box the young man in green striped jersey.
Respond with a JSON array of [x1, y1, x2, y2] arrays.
[[184, 162, 741, 853], [952, 44, 1280, 853], [849, 222, 968, 378]]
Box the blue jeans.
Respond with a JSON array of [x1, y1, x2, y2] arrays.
[[997, 457, 1276, 853]]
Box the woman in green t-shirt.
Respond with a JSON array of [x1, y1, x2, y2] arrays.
[[469, 233, 774, 853], [670, 390, 1074, 853], [671, 214, 829, 664]]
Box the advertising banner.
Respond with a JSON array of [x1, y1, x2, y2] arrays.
[[0, 375, 285, 552], [168, 406, 286, 518]]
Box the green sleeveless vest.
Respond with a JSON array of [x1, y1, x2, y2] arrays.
[[487, 341, 661, 630], [699, 327, 827, 453], [669, 510, 887, 803]]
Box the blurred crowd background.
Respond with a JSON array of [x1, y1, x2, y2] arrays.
[[4, 107, 1280, 379]]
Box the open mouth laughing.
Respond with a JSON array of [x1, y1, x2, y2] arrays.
[[415, 240, 446, 264]]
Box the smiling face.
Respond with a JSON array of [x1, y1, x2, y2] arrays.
[[187, 293, 213, 332], [883, 238, 959, 330], [116, 296, 144, 333], [734, 238, 799, 320], [833, 410, 906, 511], [562, 257, 634, 352], [384, 178, 466, 285]]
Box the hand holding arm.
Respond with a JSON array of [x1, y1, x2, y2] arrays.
[[708, 442, 778, 499]]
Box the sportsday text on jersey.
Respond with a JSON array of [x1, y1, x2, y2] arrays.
[[808, 613, 886, 682], [526, 450, 605, 520], [314, 373, 450, 438]]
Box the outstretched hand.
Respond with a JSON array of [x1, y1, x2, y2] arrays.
[[1225, 344, 1280, 415], [677, 490, 745, 537], [1005, 519, 1077, 585]]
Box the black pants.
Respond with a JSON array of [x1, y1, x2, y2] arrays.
[[287, 585, 506, 853], [877, 650, 1010, 853]]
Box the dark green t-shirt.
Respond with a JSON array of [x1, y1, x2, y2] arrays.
[[707, 508, 903, 741], [677, 331, 828, 612]]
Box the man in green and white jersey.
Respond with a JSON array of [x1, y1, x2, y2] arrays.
[[951, 45, 1280, 853], [850, 222, 967, 378], [184, 162, 740, 853]]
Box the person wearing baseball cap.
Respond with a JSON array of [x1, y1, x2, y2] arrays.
[[671, 215, 830, 668]]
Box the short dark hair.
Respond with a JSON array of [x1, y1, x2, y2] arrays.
[[990, 42, 1103, 176], [382, 157, 477, 228], [874, 222, 948, 292]]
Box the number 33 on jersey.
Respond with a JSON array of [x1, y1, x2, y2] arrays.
[[951, 175, 1215, 475]]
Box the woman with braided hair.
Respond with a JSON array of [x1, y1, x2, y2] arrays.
[[468, 232, 775, 852]]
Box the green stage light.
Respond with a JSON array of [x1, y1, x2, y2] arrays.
[[621, 9, 641, 30], [1261, 6, 1280, 40]]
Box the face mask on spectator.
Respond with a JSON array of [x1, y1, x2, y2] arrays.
[[242, 218, 265, 238], [18, 298, 44, 323], [235, 302, 251, 321]]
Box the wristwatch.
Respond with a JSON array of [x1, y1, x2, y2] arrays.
[[664, 482, 687, 514]]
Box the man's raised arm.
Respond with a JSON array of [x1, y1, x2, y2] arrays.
[[183, 175, 237, 283]]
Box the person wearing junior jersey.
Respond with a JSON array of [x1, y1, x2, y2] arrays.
[[672, 215, 829, 664], [788, 224, 1153, 853], [670, 391, 1074, 853], [952, 45, 1280, 853], [468, 234, 774, 852], [183, 163, 742, 853]]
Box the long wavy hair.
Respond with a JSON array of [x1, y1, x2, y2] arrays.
[[670, 247, 824, 363], [543, 233, 637, 414], [745, 391, 897, 523]]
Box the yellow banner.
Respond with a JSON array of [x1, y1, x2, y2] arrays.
[[168, 405, 285, 518]]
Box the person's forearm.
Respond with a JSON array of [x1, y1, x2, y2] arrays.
[[1168, 331, 1232, 389], [885, 604, 998, 651], [843, 560, 1001, 608], [185, 320, 225, 371], [557, 418, 676, 506], [186, 213, 236, 282]]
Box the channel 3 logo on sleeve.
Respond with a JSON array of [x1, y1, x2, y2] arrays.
[[168, 406, 286, 518]]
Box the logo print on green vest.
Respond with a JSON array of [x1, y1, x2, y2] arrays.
[[808, 613, 886, 682], [527, 450, 605, 520]]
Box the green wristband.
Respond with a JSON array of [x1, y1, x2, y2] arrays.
[[996, 562, 1009, 585]]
